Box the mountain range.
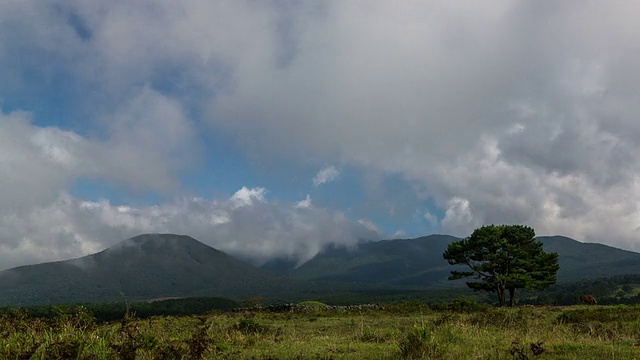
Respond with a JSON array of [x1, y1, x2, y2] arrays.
[[2, 233, 640, 306], [283, 235, 640, 286], [0, 234, 301, 306]]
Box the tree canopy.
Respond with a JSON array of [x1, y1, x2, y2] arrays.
[[443, 225, 559, 307]]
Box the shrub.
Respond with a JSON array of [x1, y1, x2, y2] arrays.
[[298, 301, 328, 308], [398, 324, 446, 359], [431, 298, 490, 313], [556, 306, 639, 324], [236, 318, 269, 334], [385, 301, 431, 314]]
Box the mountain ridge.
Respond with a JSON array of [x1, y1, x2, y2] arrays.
[[537, 235, 640, 281], [0, 234, 300, 306], [2, 233, 640, 307], [285, 234, 640, 287]]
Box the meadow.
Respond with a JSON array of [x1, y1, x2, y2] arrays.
[[2, 300, 640, 359]]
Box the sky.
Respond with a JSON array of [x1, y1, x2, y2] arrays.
[[1, 0, 640, 270]]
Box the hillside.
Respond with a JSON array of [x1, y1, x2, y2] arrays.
[[291, 235, 458, 287], [3, 233, 640, 307], [289, 234, 640, 287], [538, 236, 640, 282], [0, 234, 301, 306]]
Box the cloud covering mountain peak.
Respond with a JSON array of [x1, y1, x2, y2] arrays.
[[2, 0, 640, 268]]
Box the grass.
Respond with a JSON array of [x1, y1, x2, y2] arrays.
[[2, 302, 640, 359], [298, 301, 329, 308]]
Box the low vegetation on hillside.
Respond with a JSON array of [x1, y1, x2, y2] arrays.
[[2, 300, 640, 359]]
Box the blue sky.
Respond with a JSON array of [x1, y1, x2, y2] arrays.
[[1, 1, 640, 269]]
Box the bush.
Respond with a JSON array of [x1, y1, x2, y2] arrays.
[[556, 306, 639, 324], [385, 301, 431, 314], [431, 298, 490, 312], [235, 318, 269, 334], [398, 324, 446, 359], [298, 301, 328, 308]]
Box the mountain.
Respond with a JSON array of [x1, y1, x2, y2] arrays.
[[288, 234, 640, 287], [290, 235, 459, 287], [3, 233, 640, 307], [538, 236, 640, 282], [0, 234, 300, 307], [260, 256, 299, 275]]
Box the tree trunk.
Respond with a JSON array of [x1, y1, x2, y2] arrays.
[[497, 285, 506, 307], [508, 287, 516, 307]]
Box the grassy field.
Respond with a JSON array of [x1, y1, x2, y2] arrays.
[[2, 302, 640, 359]]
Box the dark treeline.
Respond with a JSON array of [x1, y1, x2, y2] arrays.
[[523, 274, 640, 305], [325, 276, 640, 306], [4, 274, 640, 320], [0, 297, 238, 322]]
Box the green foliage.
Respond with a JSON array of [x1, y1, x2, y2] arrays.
[[2, 297, 239, 323], [508, 340, 546, 359], [187, 322, 211, 360], [110, 314, 156, 360], [4, 303, 640, 358], [556, 306, 640, 324], [298, 301, 329, 307], [235, 317, 269, 334], [444, 225, 559, 307], [399, 324, 446, 359], [241, 296, 264, 308], [525, 274, 640, 306], [430, 298, 490, 312]]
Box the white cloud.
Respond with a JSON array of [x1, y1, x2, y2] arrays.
[[312, 166, 340, 187], [2, 0, 640, 259], [230, 187, 267, 208], [441, 197, 476, 237], [423, 211, 439, 226], [0, 189, 380, 270], [0, 102, 202, 269], [296, 194, 312, 209], [358, 219, 381, 235], [204, 1, 640, 250], [0, 89, 198, 194]]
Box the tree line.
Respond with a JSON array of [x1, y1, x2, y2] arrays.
[[0, 297, 238, 322]]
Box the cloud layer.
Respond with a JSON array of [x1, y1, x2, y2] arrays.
[[208, 1, 640, 248], [2, 1, 640, 268], [0, 186, 378, 271]]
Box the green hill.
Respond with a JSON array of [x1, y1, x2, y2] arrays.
[[289, 234, 640, 287], [3, 233, 640, 307], [291, 235, 458, 287], [0, 234, 301, 306], [538, 235, 640, 282]]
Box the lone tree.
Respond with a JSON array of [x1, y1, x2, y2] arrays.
[[443, 225, 559, 307]]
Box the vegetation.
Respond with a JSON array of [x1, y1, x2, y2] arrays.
[[444, 225, 559, 306], [291, 235, 458, 287], [0, 297, 239, 322], [6, 233, 640, 309], [3, 300, 640, 359], [0, 234, 306, 307], [538, 236, 640, 282], [526, 273, 640, 306], [298, 301, 329, 307]]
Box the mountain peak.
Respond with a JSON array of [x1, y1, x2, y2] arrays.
[[0, 233, 300, 306], [104, 233, 216, 255], [117, 233, 197, 246]]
